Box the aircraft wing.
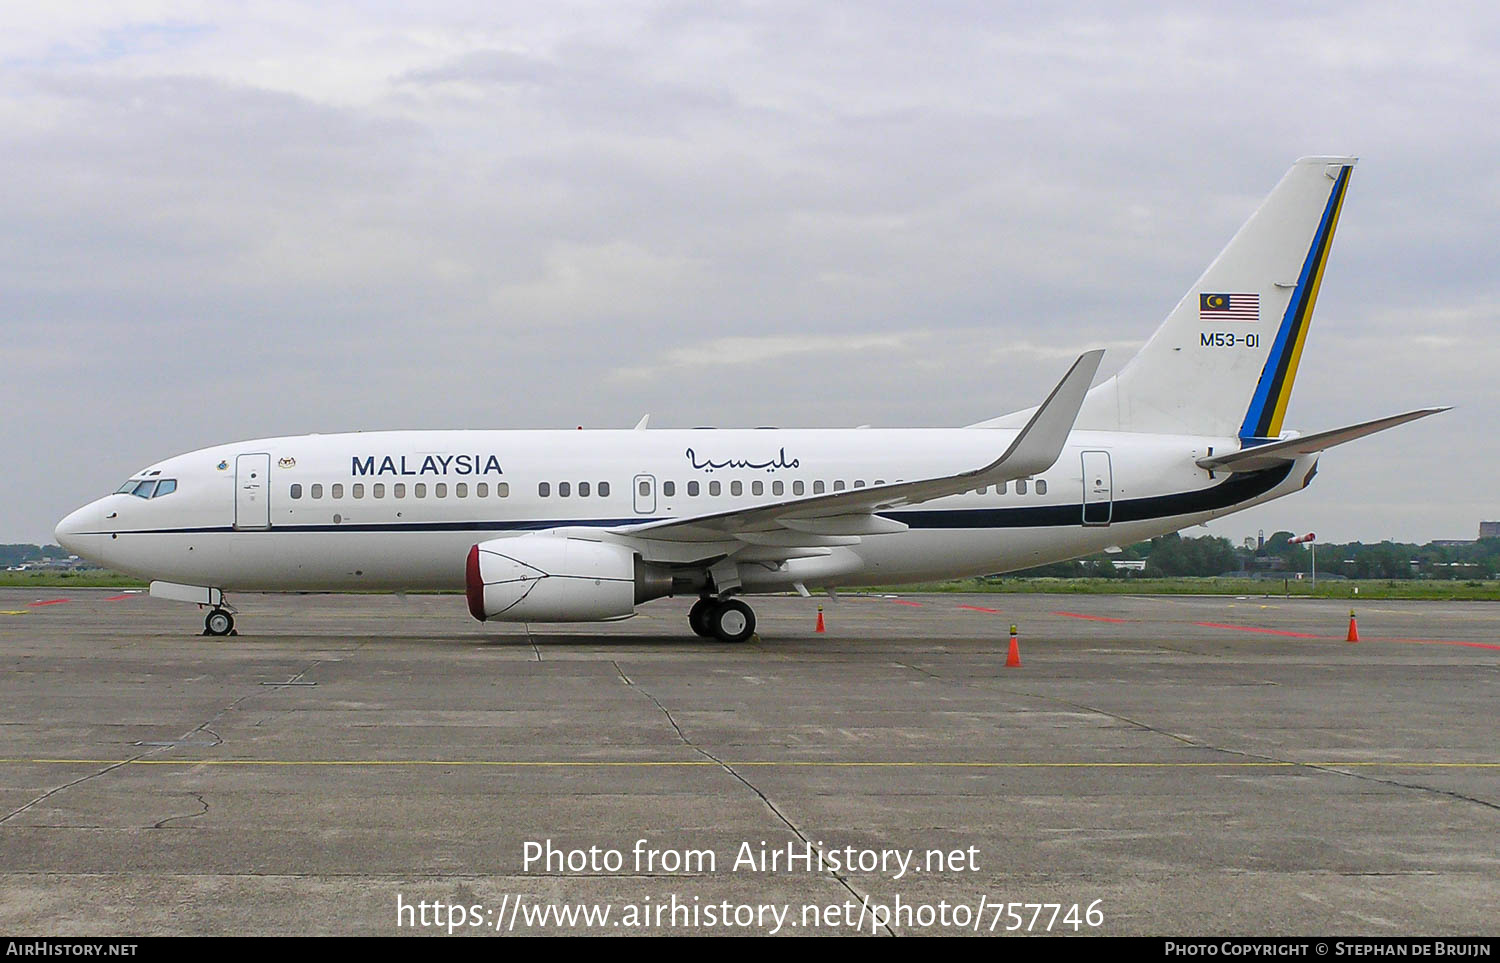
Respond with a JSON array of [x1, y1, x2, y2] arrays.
[[608, 350, 1104, 546], [1195, 407, 1450, 473]]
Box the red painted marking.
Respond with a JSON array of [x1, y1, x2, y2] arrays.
[[1194, 621, 1321, 639], [28, 598, 70, 607], [958, 605, 1003, 614], [1384, 637, 1500, 652], [1052, 611, 1127, 623], [1196, 624, 1499, 651], [890, 600, 924, 607], [104, 594, 134, 602]]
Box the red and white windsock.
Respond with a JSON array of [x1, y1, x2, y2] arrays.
[[1288, 532, 1316, 545]]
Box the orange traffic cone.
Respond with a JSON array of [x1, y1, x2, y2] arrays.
[[816, 606, 825, 633], [1006, 624, 1022, 668], [1346, 609, 1359, 643]]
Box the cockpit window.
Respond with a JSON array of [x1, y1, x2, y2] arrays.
[[115, 478, 177, 498]]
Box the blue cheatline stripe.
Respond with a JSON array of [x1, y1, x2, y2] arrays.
[[1238, 165, 1352, 441], [80, 465, 1293, 537]]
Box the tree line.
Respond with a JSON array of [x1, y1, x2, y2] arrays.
[[0, 544, 70, 567], [1015, 533, 1500, 580]]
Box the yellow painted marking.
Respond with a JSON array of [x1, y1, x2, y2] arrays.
[[0, 758, 1495, 769], [0, 611, 28, 616]]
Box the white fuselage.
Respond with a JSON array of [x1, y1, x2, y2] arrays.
[[55, 427, 1315, 594]]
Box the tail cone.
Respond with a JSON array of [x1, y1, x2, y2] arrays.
[[815, 606, 825, 633], [1006, 624, 1022, 668], [1346, 610, 1359, 643]]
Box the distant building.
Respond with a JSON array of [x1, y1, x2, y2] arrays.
[[1480, 521, 1500, 539]]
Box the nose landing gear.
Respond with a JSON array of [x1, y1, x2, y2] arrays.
[[688, 597, 756, 643], [203, 607, 237, 637]]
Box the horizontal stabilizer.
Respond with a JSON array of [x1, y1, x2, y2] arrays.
[[1195, 407, 1450, 472]]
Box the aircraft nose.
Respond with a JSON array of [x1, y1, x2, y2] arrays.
[[54, 503, 95, 555]]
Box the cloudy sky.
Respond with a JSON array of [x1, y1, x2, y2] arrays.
[[3, 2, 1497, 546]]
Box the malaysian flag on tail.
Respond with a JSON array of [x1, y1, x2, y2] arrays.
[[1199, 292, 1259, 322]]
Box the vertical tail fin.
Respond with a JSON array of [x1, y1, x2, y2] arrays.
[[1075, 156, 1355, 438]]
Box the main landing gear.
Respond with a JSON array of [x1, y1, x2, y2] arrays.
[[203, 607, 237, 637], [688, 597, 756, 644]]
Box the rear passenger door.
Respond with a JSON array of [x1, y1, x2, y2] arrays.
[[1081, 451, 1112, 526]]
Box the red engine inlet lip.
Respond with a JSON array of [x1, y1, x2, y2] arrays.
[[465, 544, 486, 622]]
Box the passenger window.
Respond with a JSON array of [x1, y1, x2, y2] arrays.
[[688, 481, 700, 496], [709, 480, 721, 496], [538, 482, 550, 497], [998, 481, 1007, 494], [598, 481, 609, 497], [131, 480, 157, 498], [662, 481, 674, 497], [874, 479, 885, 486], [772, 480, 784, 496], [392, 484, 404, 498], [1036, 480, 1047, 495], [833, 480, 846, 491], [290, 484, 303, 500], [638, 480, 650, 497], [853, 480, 865, 489], [415, 483, 426, 498], [978, 486, 987, 495], [813, 481, 825, 494], [751, 480, 763, 496], [1017, 479, 1028, 494], [559, 482, 571, 497], [730, 481, 743, 496], [793, 480, 805, 496], [311, 484, 324, 499], [498, 482, 510, 497], [332, 484, 345, 498], [154, 479, 176, 497], [456, 483, 468, 498], [353, 484, 365, 498], [373, 483, 385, 498], [578, 481, 590, 497], [476, 483, 488, 497], [436, 483, 448, 498]]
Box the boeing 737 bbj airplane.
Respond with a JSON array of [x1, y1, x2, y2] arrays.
[[56, 157, 1445, 641]]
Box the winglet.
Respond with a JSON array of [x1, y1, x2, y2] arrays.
[[634, 414, 650, 430], [982, 349, 1104, 479]]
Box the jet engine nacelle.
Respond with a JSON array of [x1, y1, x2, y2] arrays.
[[465, 535, 671, 622]]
